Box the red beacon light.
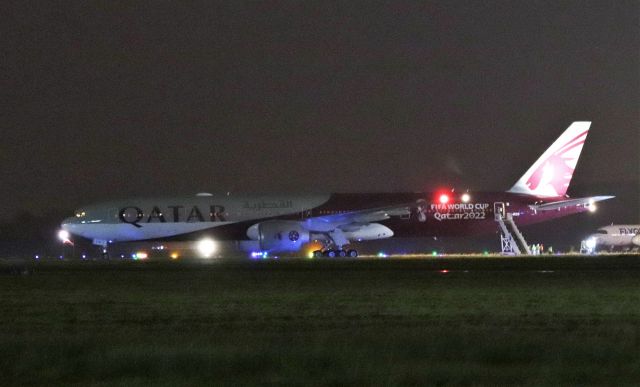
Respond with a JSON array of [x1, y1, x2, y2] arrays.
[[439, 193, 450, 204]]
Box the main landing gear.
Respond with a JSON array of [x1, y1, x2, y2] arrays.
[[312, 249, 358, 258], [311, 230, 358, 258]]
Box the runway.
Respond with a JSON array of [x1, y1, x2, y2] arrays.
[[3, 253, 640, 274]]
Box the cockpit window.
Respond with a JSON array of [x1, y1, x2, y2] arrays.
[[596, 229, 607, 234]]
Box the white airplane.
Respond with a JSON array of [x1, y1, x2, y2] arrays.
[[583, 225, 640, 252], [61, 122, 613, 257]]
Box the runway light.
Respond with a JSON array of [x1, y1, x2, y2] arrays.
[[461, 193, 471, 203], [197, 238, 217, 258], [432, 250, 438, 256], [250, 251, 269, 259], [135, 251, 148, 260], [170, 252, 179, 260]]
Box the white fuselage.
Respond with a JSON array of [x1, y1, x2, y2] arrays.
[[587, 225, 640, 248], [61, 193, 331, 243]]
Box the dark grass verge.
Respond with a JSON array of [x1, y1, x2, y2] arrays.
[[0, 256, 639, 385]]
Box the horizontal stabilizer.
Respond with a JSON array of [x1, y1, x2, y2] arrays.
[[529, 196, 614, 211]]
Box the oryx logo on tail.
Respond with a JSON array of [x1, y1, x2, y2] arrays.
[[508, 122, 590, 197]]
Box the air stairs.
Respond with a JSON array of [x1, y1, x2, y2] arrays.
[[495, 203, 532, 255]]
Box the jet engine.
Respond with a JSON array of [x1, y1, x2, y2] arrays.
[[247, 221, 310, 252], [632, 234, 640, 246]]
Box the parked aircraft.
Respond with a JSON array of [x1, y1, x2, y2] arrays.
[[62, 122, 612, 257], [583, 225, 640, 252]]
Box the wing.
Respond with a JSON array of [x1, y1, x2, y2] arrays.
[[300, 203, 415, 245], [530, 195, 614, 211], [304, 203, 412, 229]]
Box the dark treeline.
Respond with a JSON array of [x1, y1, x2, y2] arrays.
[[0, 210, 73, 257]]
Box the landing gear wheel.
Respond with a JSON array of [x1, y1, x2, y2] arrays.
[[347, 249, 358, 258], [313, 250, 323, 258], [325, 249, 337, 258], [338, 250, 347, 258]]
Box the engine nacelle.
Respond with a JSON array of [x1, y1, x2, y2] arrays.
[[247, 221, 310, 252], [342, 223, 393, 241], [632, 234, 640, 247]]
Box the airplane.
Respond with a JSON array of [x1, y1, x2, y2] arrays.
[[583, 225, 640, 252], [61, 121, 613, 257]]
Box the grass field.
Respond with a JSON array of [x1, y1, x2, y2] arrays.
[[1, 256, 640, 386]]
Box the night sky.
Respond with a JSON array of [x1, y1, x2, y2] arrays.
[[1, 1, 638, 235]]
